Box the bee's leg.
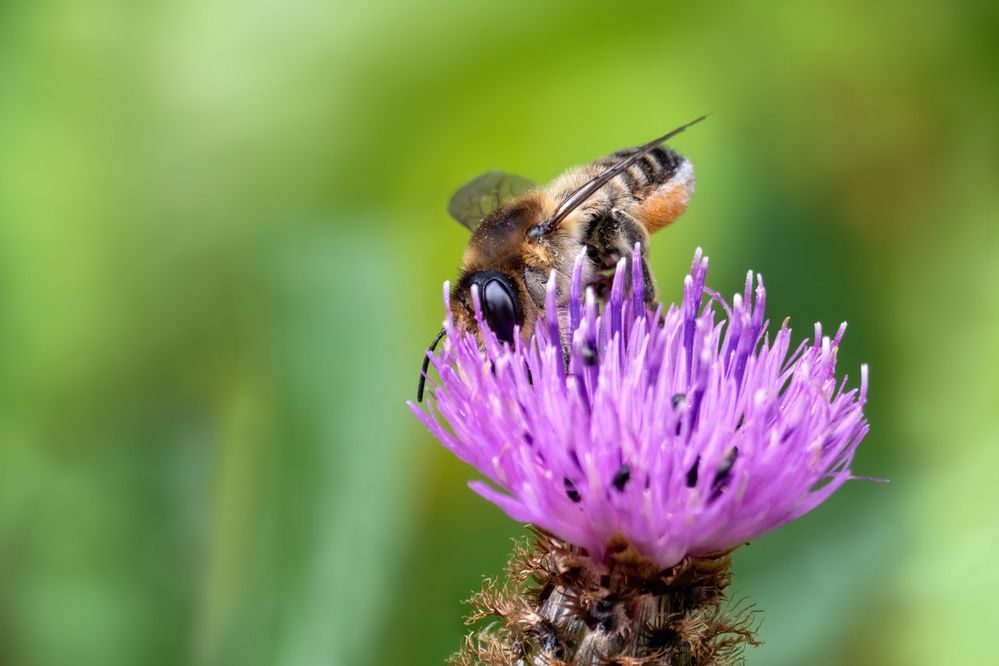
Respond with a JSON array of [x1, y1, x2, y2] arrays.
[[611, 208, 657, 305]]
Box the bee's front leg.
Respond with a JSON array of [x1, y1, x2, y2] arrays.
[[610, 208, 657, 305]]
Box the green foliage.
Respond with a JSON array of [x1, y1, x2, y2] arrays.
[[0, 1, 996, 664]]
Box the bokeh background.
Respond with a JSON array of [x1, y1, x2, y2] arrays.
[[1, 1, 997, 664]]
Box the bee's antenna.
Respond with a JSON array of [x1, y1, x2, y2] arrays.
[[417, 327, 447, 402], [528, 115, 708, 239]]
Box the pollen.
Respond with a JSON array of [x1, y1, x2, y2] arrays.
[[637, 182, 691, 232]]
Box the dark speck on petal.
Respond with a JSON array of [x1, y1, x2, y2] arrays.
[[564, 477, 581, 503], [710, 447, 739, 501], [686, 456, 700, 487], [612, 465, 631, 491]]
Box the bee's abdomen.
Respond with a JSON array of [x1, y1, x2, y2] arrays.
[[597, 146, 686, 199]]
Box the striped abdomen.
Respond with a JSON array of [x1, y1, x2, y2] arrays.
[[597, 145, 689, 200], [586, 144, 695, 234], [540, 141, 695, 249]]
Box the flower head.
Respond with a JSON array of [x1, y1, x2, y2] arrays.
[[412, 247, 869, 568]]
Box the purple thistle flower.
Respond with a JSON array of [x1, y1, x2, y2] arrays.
[[411, 247, 869, 569]]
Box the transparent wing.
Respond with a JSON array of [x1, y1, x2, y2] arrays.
[[447, 171, 536, 232]]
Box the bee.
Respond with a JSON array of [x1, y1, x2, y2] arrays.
[[417, 116, 705, 401]]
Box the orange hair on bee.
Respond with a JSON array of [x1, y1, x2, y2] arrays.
[[635, 162, 695, 233]]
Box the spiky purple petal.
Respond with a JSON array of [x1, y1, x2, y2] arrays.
[[411, 249, 870, 568]]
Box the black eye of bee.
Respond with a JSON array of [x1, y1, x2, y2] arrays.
[[483, 278, 517, 343], [466, 270, 520, 344]]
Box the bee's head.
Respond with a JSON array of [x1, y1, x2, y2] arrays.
[[417, 269, 527, 403], [451, 269, 525, 344]]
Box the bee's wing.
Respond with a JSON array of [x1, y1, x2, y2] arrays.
[[448, 171, 536, 232]]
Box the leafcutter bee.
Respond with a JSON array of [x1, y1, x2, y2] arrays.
[[417, 116, 705, 401]]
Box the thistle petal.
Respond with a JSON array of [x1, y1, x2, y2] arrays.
[[414, 250, 871, 568]]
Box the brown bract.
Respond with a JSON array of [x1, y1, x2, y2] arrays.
[[451, 531, 759, 666]]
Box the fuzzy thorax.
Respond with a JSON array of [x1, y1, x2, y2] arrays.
[[453, 532, 758, 666]]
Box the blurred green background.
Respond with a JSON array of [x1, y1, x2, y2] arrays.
[[1, 1, 996, 664]]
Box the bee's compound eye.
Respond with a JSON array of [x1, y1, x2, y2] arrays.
[[483, 279, 518, 343]]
